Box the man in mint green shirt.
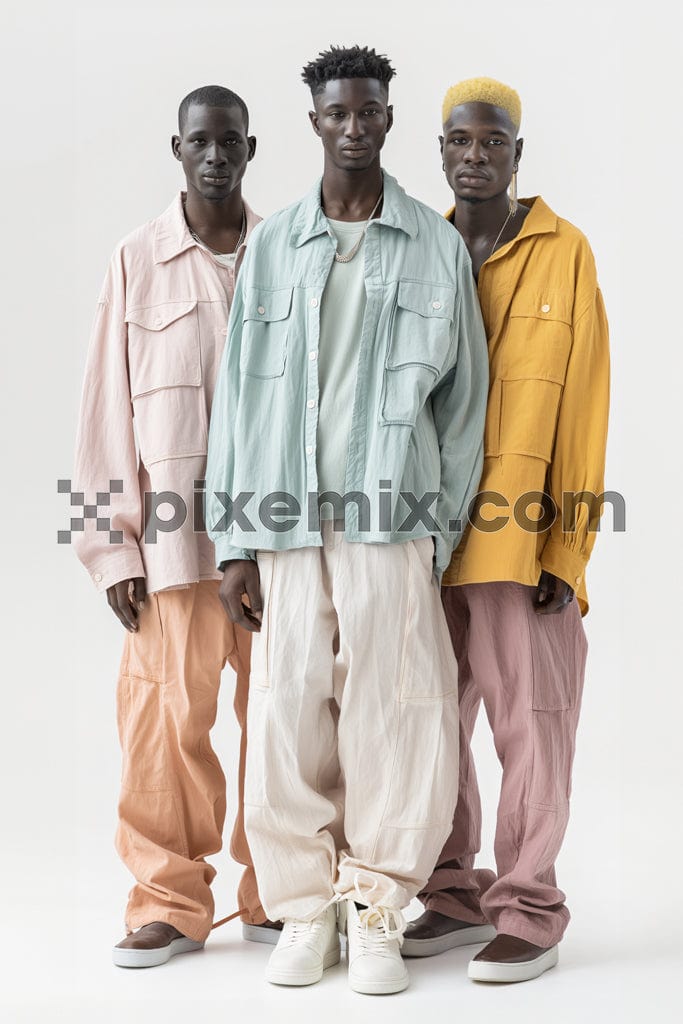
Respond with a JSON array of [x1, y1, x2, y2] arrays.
[[205, 45, 488, 996]]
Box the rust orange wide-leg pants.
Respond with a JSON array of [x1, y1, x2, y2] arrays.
[[115, 580, 264, 942]]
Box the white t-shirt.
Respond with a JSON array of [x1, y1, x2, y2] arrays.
[[317, 218, 367, 519]]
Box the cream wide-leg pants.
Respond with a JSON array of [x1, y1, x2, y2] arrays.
[[244, 523, 460, 921]]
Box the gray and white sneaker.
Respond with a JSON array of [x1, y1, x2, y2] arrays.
[[113, 922, 204, 968]]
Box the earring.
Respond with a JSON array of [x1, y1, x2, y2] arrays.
[[509, 167, 518, 215]]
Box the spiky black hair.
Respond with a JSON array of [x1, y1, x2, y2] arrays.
[[178, 85, 249, 134], [301, 45, 396, 96]]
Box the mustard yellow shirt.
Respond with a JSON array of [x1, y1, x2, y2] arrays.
[[443, 196, 610, 615]]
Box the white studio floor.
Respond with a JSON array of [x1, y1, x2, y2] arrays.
[[2, 844, 679, 1024]]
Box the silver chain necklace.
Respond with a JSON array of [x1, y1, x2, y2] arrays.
[[184, 203, 247, 256], [330, 191, 384, 263]]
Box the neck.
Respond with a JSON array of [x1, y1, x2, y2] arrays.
[[453, 190, 511, 247], [183, 184, 244, 235], [321, 160, 384, 221]]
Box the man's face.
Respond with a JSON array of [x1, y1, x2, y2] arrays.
[[172, 103, 256, 202], [440, 101, 523, 203], [309, 78, 393, 171]]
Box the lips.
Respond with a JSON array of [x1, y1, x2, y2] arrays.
[[342, 146, 368, 153], [458, 171, 489, 181], [202, 174, 229, 184]]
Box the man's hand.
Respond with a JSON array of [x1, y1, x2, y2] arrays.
[[533, 570, 574, 615], [106, 577, 147, 632], [219, 559, 263, 632]]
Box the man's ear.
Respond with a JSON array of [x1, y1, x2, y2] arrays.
[[308, 109, 321, 137], [515, 137, 524, 165], [386, 104, 394, 133], [171, 134, 182, 161], [247, 135, 257, 161]]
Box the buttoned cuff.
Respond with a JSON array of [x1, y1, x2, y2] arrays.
[[540, 539, 587, 592], [85, 551, 146, 593]]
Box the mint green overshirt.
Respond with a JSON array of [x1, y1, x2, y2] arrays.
[[205, 171, 489, 577]]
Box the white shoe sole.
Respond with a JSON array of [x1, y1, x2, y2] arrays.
[[402, 923, 497, 958], [112, 937, 204, 968], [242, 923, 281, 945], [266, 942, 341, 986], [348, 969, 410, 995], [468, 945, 559, 983]]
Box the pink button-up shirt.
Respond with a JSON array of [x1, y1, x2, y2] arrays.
[[72, 192, 262, 594]]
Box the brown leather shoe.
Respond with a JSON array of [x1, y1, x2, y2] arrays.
[[113, 921, 205, 968], [402, 909, 496, 957], [242, 919, 284, 945], [468, 933, 559, 983]]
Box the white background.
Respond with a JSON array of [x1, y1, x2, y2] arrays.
[[1, 0, 681, 1021]]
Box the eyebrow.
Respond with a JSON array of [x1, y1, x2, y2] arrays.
[[321, 100, 382, 112], [448, 127, 509, 136]]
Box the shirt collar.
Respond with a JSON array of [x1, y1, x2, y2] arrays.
[[153, 191, 261, 264], [290, 169, 418, 248], [443, 196, 558, 255]]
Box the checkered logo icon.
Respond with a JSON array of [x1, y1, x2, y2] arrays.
[[57, 479, 124, 544]]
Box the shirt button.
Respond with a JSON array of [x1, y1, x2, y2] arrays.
[[257, 305, 265, 315], [310, 297, 319, 308], [94, 573, 103, 583], [309, 350, 318, 361], [541, 303, 551, 313], [307, 399, 316, 409], [221, 328, 228, 335], [575, 575, 581, 584], [432, 300, 442, 310], [306, 445, 314, 455], [154, 317, 163, 326]]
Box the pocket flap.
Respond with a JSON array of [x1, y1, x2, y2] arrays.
[[125, 300, 198, 331], [397, 280, 455, 320], [244, 286, 294, 323], [509, 291, 572, 326]]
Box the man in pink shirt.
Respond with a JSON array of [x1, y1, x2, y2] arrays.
[[72, 85, 277, 967]]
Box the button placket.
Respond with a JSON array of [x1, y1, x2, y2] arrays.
[[304, 290, 322, 480]]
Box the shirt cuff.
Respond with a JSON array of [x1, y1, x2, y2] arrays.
[[540, 538, 587, 592], [214, 539, 256, 569], [84, 551, 146, 593]]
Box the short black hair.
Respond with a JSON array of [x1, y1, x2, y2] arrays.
[[178, 85, 249, 134], [301, 45, 396, 97]]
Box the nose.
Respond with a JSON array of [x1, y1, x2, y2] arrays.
[[344, 114, 364, 140], [205, 142, 228, 166], [464, 140, 487, 164]]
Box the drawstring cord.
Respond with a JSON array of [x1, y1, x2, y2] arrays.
[[211, 908, 245, 930]]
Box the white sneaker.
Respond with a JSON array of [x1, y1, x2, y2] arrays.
[[345, 900, 409, 995], [265, 906, 340, 986]]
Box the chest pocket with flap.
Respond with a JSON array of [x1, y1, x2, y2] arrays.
[[240, 286, 293, 379], [124, 300, 206, 465], [380, 280, 455, 427]]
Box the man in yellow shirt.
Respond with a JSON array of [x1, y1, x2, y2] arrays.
[[402, 78, 610, 983]]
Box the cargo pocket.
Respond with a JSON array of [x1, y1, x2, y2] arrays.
[[125, 300, 207, 465], [380, 280, 455, 426], [240, 286, 293, 379]]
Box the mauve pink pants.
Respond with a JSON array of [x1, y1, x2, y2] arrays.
[[420, 581, 587, 947]]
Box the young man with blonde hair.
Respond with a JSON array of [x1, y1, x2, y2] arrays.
[[403, 77, 610, 983]]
